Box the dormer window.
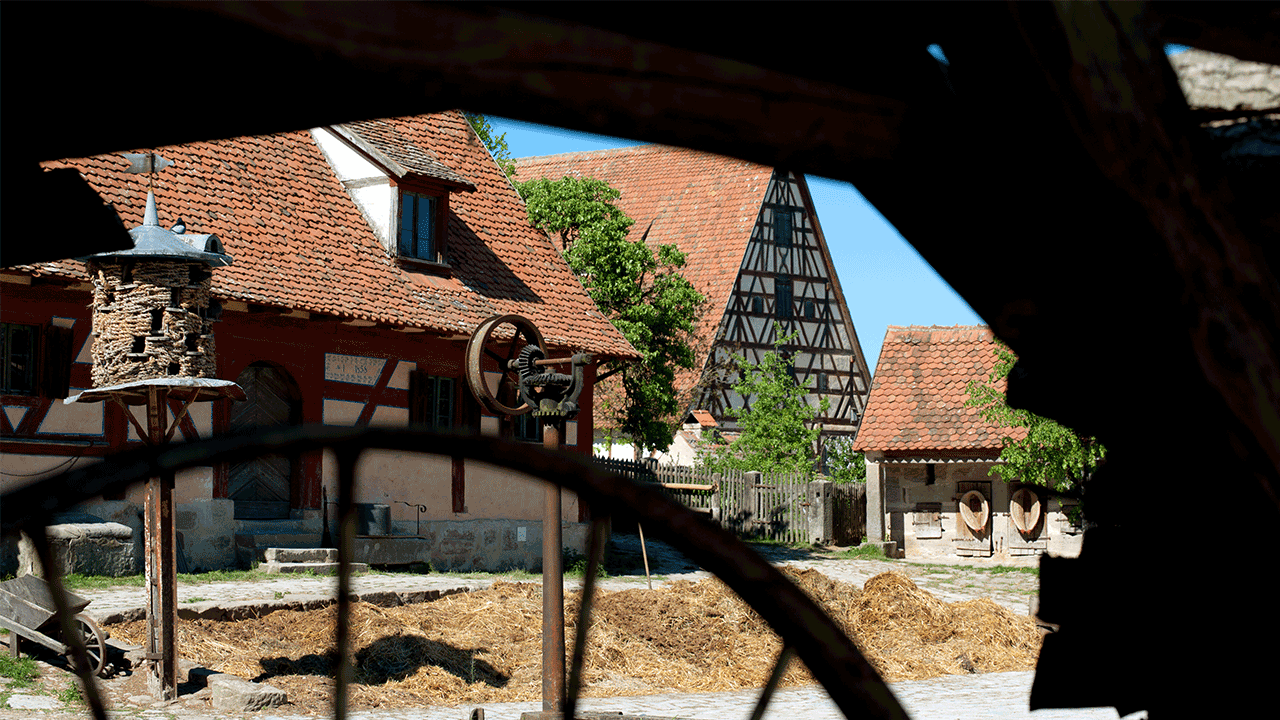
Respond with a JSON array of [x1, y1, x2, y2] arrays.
[[398, 191, 440, 263]]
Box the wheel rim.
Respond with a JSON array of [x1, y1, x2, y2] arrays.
[[74, 614, 107, 677], [464, 314, 546, 416], [7, 427, 908, 720]]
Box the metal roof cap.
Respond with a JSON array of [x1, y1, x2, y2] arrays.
[[82, 190, 233, 267]]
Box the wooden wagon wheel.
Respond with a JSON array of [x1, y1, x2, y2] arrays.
[[464, 314, 546, 416], [71, 614, 107, 677], [11, 428, 910, 720]]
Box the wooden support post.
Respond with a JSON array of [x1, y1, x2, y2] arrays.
[[541, 419, 565, 713], [144, 386, 178, 700]]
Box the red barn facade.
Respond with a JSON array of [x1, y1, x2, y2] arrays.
[[1, 112, 635, 572]]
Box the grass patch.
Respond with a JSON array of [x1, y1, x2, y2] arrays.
[[58, 681, 84, 706], [983, 565, 1039, 576], [60, 569, 279, 591], [0, 655, 39, 687], [827, 543, 895, 560], [452, 570, 539, 581], [909, 563, 1039, 577]]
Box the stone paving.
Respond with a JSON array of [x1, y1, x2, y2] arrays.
[[0, 539, 1130, 719]]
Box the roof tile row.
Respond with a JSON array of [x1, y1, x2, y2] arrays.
[[28, 112, 634, 358], [854, 325, 1027, 452]]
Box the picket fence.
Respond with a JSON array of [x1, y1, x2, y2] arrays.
[[595, 458, 865, 545]]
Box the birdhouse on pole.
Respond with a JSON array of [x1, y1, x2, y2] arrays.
[[65, 153, 241, 702], [83, 184, 232, 387]]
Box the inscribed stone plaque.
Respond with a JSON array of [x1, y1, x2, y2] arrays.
[[324, 353, 386, 386]]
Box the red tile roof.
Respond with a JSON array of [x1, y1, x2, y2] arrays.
[[26, 112, 635, 359], [340, 119, 476, 190], [853, 325, 1027, 452], [515, 146, 769, 351], [514, 146, 772, 427], [690, 410, 718, 428]]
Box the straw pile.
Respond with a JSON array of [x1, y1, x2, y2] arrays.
[[848, 571, 1042, 680], [109, 569, 1040, 710]]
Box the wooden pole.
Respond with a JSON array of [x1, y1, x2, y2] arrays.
[[144, 387, 178, 700], [637, 524, 653, 590], [541, 419, 565, 713]]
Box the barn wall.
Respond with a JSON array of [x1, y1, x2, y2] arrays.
[[872, 458, 1082, 560], [2, 278, 594, 572]]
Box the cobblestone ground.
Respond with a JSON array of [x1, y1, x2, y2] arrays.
[[0, 538, 1131, 720]]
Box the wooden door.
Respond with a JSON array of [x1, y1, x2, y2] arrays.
[[229, 364, 298, 519]]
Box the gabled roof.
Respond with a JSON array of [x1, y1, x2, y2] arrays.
[[853, 325, 1026, 453], [26, 112, 634, 359], [515, 144, 772, 354], [514, 145, 774, 420]]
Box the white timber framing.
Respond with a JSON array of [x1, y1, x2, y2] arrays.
[[695, 171, 872, 454]]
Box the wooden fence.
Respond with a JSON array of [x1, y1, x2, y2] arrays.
[[594, 458, 865, 545]]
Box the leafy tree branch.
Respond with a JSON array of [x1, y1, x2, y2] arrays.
[[464, 112, 517, 180], [516, 175, 704, 453], [700, 327, 829, 476], [965, 341, 1106, 512]]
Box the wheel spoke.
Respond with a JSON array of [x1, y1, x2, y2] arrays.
[[564, 517, 609, 720], [508, 329, 526, 362], [4, 426, 907, 720], [31, 526, 109, 720], [332, 447, 359, 720], [749, 645, 795, 720]]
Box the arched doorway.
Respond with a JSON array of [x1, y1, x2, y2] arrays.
[[229, 362, 301, 519]]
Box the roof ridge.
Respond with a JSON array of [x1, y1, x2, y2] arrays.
[[515, 143, 729, 163], [882, 325, 995, 346]]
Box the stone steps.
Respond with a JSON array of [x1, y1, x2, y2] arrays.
[[261, 547, 367, 575]]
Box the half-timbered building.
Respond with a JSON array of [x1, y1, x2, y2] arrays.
[[515, 146, 872, 463], [1, 111, 635, 572]]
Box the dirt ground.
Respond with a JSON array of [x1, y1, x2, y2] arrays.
[[103, 568, 1043, 713]]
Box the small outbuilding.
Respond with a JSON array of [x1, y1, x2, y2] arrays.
[[854, 325, 1082, 559]]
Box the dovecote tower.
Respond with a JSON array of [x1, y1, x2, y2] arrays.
[[84, 190, 232, 387]]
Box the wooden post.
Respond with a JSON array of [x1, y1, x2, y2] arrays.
[[144, 386, 178, 700], [541, 419, 565, 713]]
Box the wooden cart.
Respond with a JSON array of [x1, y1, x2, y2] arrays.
[[0, 575, 109, 677]]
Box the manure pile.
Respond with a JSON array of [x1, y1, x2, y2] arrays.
[[111, 569, 1041, 711]]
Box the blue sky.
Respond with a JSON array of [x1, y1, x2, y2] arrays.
[[493, 116, 982, 370], [491, 46, 1193, 370]]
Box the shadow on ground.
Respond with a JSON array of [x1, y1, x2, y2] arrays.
[[253, 637, 508, 688], [606, 531, 843, 575]]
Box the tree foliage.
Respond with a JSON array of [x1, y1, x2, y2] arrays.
[[965, 341, 1106, 497], [515, 175, 704, 452], [701, 329, 828, 476], [463, 112, 517, 180], [823, 436, 866, 484]]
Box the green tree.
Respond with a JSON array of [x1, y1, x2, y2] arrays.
[[965, 341, 1106, 501], [823, 436, 866, 484], [701, 328, 829, 476], [463, 112, 517, 180], [515, 175, 704, 453]]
